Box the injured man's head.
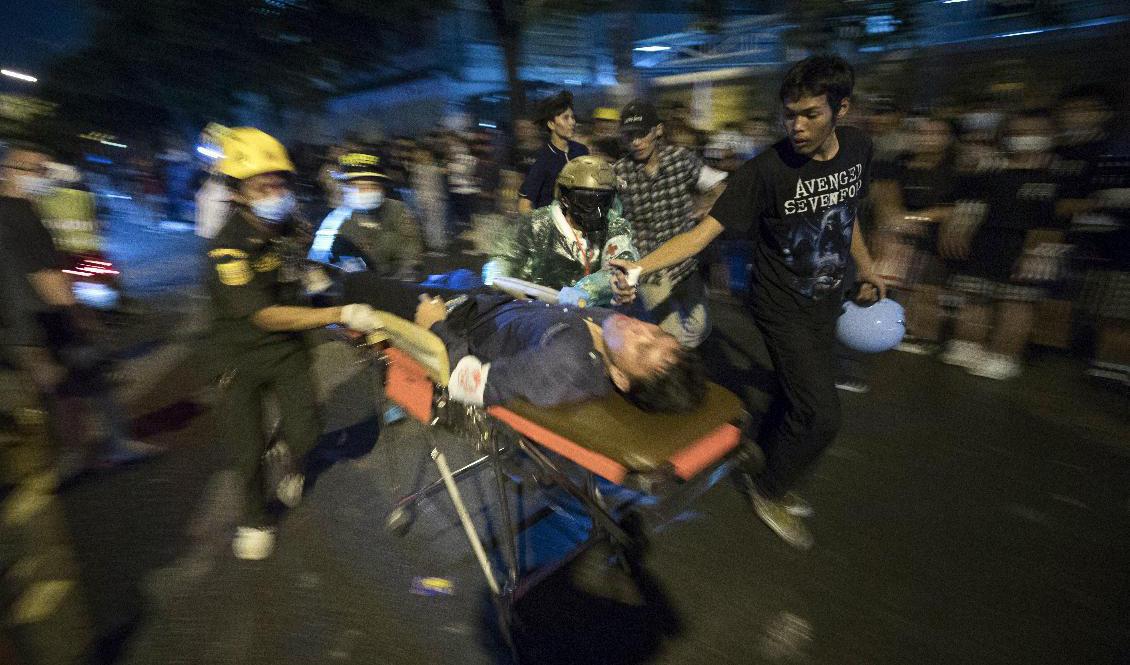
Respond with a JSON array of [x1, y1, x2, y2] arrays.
[[600, 314, 706, 413]]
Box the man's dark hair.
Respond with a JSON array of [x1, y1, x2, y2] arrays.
[[779, 55, 855, 112], [537, 91, 574, 130], [624, 347, 707, 413]]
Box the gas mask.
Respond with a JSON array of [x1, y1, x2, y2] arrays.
[[560, 186, 615, 247]]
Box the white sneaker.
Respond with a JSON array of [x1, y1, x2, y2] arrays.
[[940, 340, 984, 369], [276, 473, 304, 509], [232, 526, 277, 560], [968, 352, 1022, 380]]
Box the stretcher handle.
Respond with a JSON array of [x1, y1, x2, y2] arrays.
[[490, 276, 587, 308]]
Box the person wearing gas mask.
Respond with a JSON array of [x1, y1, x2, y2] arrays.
[[206, 128, 383, 560], [308, 148, 422, 279], [483, 155, 638, 307]]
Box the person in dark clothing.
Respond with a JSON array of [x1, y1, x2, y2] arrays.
[[610, 55, 883, 550], [517, 90, 589, 213], [205, 127, 381, 560], [341, 282, 706, 413], [1, 143, 160, 478]]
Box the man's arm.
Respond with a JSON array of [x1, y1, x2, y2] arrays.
[[633, 215, 725, 276], [850, 216, 887, 301], [517, 197, 533, 214], [252, 305, 343, 332]]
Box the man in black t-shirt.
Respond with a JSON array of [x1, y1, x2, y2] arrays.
[[517, 91, 589, 213], [610, 56, 883, 550]]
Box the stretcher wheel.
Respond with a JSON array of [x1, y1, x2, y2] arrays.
[[386, 505, 415, 536]]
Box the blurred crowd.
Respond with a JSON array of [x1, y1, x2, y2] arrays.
[[28, 84, 1130, 388]]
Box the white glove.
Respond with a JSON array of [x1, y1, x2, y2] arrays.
[[448, 355, 489, 406], [482, 259, 504, 286], [558, 286, 588, 307], [340, 303, 383, 333]]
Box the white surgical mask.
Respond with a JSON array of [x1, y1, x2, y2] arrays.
[[345, 189, 384, 211], [251, 192, 296, 223], [1003, 135, 1052, 153]]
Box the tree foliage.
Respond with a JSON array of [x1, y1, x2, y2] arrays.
[[40, 0, 449, 134]]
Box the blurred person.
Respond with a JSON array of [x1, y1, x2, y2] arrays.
[[608, 100, 727, 348], [610, 56, 882, 549], [446, 133, 480, 233], [940, 111, 1063, 380], [591, 106, 625, 161], [871, 116, 960, 354], [517, 91, 589, 214], [0, 143, 160, 479], [485, 155, 638, 307], [1053, 86, 1130, 384], [409, 142, 451, 255], [195, 124, 233, 239], [511, 117, 542, 173], [955, 103, 1005, 174], [739, 116, 776, 160], [308, 148, 422, 278], [205, 127, 382, 560], [868, 100, 909, 166]]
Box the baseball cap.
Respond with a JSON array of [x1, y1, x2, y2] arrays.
[[619, 101, 661, 136]]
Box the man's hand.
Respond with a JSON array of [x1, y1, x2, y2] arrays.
[[608, 259, 641, 305], [855, 271, 888, 304], [414, 294, 447, 329]]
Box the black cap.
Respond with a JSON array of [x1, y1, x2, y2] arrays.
[[619, 100, 661, 134]]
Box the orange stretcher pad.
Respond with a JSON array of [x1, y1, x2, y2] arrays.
[[384, 346, 746, 486]]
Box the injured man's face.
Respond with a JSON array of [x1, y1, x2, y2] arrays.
[[600, 314, 706, 413]]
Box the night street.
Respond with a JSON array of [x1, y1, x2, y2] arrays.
[[23, 214, 1130, 665]]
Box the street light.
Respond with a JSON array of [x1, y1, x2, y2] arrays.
[[1, 69, 38, 83]]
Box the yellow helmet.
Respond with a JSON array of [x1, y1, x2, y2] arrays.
[[592, 107, 621, 122], [214, 127, 295, 180], [554, 155, 615, 199]]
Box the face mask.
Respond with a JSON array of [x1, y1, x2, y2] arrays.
[[345, 189, 383, 211], [251, 192, 296, 223], [1003, 135, 1053, 154], [16, 175, 54, 197]]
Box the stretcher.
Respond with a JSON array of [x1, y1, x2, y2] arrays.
[[358, 280, 754, 648]]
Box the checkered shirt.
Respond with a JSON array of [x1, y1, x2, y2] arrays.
[[614, 144, 703, 284]]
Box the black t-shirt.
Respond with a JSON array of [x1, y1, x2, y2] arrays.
[[710, 126, 873, 316], [518, 140, 589, 209], [1054, 139, 1108, 200], [876, 157, 958, 211], [206, 209, 308, 352], [0, 197, 62, 346], [976, 166, 1061, 231]]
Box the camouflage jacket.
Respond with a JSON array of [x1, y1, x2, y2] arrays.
[[491, 202, 638, 306]]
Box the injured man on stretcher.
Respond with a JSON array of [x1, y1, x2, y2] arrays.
[[342, 288, 706, 412]]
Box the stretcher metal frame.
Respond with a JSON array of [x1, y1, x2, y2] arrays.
[[360, 281, 754, 649]]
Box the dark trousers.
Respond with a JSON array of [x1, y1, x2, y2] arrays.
[[216, 342, 322, 526], [750, 308, 842, 498]]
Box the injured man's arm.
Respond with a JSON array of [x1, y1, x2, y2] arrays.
[[416, 292, 706, 412]]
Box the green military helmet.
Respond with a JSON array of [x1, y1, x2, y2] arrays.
[[555, 155, 616, 244], [554, 155, 615, 199]]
